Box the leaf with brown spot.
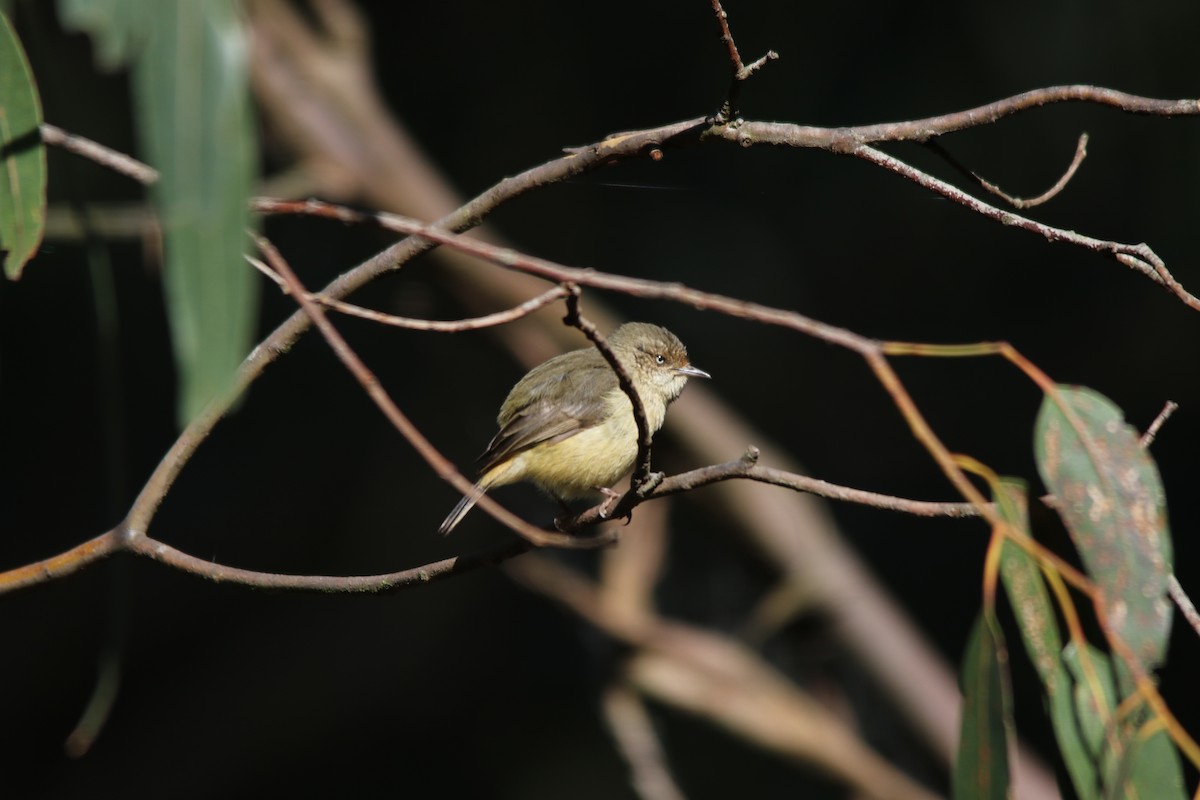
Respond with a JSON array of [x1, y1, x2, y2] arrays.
[[1034, 386, 1173, 674]]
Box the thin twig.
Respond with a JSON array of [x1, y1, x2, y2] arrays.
[[39, 123, 160, 185], [1139, 400, 1179, 448], [1169, 574, 1200, 640], [710, 0, 744, 73], [848, 144, 1200, 311], [249, 254, 570, 331], [562, 287, 656, 492], [708, 0, 779, 122], [927, 133, 1089, 209]]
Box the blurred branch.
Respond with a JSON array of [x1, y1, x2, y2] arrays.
[[39, 123, 159, 185], [1139, 400, 1179, 448], [1169, 574, 1200, 640], [602, 684, 687, 800], [506, 554, 944, 800]]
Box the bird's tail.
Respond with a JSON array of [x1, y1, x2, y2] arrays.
[[438, 483, 487, 535]]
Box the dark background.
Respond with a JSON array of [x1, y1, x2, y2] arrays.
[[3, 1, 1200, 797]]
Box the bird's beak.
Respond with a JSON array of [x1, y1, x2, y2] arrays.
[[676, 365, 711, 379]]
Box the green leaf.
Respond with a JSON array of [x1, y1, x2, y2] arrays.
[[61, 0, 259, 424], [995, 479, 1061, 683], [1063, 643, 1117, 768], [954, 613, 1013, 800], [1034, 386, 1173, 674], [0, 10, 46, 279], [1125, 725, 1186, 800], [1061, 643, 1186, 800], [994, 478, 1098, 800], [58, 0, 149, 69]]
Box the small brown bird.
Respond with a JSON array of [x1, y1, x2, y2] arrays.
[[439, 322, 709, 533]]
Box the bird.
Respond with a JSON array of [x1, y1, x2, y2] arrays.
[[438, 322, 709, 534]]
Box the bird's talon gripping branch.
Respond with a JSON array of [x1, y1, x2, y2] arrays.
[[636, 471, 665, 498], [597, 486, 623, 519]]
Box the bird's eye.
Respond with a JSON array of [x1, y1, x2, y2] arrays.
[[655, 354, 666, 365]]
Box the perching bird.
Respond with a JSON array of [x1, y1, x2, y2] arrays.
[[438, 322, 709, 533]]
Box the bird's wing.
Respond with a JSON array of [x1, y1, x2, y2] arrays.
[[476, 352, 617, 475]]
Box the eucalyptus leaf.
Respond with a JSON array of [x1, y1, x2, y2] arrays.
[[953, 613, 1012, 800], [1034, 387, 1172, 675], [0, 10, 46, 278], [995, 479, 1097, 800], [60, 0, 259, 424]]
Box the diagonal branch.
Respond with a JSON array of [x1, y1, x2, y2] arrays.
[[562, 287, 658, 493], [850, 143, 1200, 311]]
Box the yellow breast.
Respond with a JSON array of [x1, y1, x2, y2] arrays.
[[503, 387, 667, 499]]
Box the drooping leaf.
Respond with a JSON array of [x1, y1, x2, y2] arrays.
[[58, 0, 148, 68], [954, 613, 1013, 800], [1061, 642, 1186, 800], [1124, 724, 1186, 800], [0, 10, 46, 279], [994, 478, 1098, 800], [1063, 643, 1117, 769], [995, 479, 1061, 683], [1034, 386, 1173, 675], [60, 0, 259, 425]]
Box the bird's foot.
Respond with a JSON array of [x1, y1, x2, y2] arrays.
[[596, 486, 623, 519], [635, 471, 665, 498]]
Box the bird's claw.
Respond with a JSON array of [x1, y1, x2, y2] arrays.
[[596, 486, 623, 519]]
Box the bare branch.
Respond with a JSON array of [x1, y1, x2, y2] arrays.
[[928, 133, 1089, 209], [710, 0, 744, 74], [849, 144, 1200, 311], [708, 0, 779, 122], [507, 554, 943, 800], [562, 287, 658, 493], [1169, 574, 1200, 640], [1140, 400, 1179, 448], [699, 89, 1199, 157], [249, 254, 570, 331], [40, 123, 160, 185], [563, 448, 982, 529], [128, 534, 530, 593]]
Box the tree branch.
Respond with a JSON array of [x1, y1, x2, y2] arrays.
[[562, 287, 658, 494], [249, 254, 571, 332], [39, 123, 160, 185]]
